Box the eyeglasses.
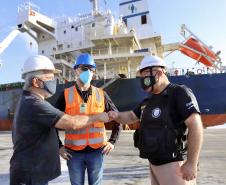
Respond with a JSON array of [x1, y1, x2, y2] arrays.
[[78, 65, 96, 72], [140, 69, 161, 75]]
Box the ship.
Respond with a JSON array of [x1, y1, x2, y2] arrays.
[[0, 0, 226, 130]]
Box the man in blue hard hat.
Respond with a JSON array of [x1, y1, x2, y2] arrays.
[[55, 53, 122, 185]]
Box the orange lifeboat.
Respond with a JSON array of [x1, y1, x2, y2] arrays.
[[179, 37, 217, 67]]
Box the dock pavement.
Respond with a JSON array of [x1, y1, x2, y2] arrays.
[[0, 129, 226, 185]]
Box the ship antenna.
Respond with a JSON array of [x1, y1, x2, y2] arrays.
[[23, 0, 30, 5], [104, 0, 107, 11]]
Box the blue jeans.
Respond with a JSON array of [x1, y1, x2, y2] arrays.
[[67, 148, 104, 185]]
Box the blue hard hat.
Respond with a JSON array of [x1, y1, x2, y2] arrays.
[[74, 53, 96, 69]]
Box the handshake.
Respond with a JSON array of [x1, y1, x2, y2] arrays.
[[99, 111, 119, 123]]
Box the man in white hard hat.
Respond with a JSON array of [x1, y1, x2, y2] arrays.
[[108, 55, 203, 185], [10, 55, 110, 185]]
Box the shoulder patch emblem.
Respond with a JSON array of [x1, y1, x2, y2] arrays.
[[152, 108, 161, 118]]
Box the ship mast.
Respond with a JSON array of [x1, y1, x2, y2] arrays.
[[90, 0, 99, 15]]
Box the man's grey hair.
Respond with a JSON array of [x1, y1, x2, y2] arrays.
[[23, 71, 46, 90]]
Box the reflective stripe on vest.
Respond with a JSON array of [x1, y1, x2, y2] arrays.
[[65, 139, 87, 146], [89, 127, 105, 133], [65, 127, 104, 135], [89, 137, 105, 144], [68, 86, 74, 104], [65, 129, 86, 135], [94, 87, 101, 102], [64, 85, 107, 150]]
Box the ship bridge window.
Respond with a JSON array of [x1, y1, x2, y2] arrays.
[[58, 44, 63, 50], [141, 15, 147, 24]]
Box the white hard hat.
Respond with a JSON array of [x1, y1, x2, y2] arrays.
[[139, 55, 166, 71], [21, 55, 60, 78]]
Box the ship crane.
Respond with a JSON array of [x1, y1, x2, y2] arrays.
[[0, 29, 19, 55], [16, 2, 75, 82], [0, 29, 20, 68]]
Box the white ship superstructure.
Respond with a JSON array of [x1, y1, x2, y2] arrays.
[[15, 0, 163, 82], [1, 0, 226, 130]]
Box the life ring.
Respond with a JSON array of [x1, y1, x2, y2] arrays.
[[197, 69, 203, 74]]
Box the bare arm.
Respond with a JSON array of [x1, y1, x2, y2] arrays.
[[185, 113, 203, 165], [55, 112, 109, 130], [181, 113, 203, 181], [108, 110, 139, 125]]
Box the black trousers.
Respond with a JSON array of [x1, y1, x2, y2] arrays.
[[10, 169, 48, 185]]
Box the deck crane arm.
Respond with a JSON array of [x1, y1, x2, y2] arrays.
[[0, 29, 20, 55], [0, 29, 20, 68]]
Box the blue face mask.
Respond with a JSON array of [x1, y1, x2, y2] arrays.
[[79, 70, 93, 85], [41, 79, 57, 95]]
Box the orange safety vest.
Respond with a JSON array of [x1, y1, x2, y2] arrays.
[[64, 85, 107, 150]]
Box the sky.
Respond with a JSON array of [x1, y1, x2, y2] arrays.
[[0, 0, 226, 84]]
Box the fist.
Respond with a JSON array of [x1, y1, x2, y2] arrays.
[[108, 111, 119, 121]]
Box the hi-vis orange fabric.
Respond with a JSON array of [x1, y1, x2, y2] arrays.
[[64, 85, 107, 150], [180, 37, 217, 67]]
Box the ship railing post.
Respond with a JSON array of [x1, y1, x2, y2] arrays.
[[108, 40, 112, 55], [128, 59, 131, 78], [104, 61, 107, 79], [62, 66, 66, 80], [68, 69, 72, 81]]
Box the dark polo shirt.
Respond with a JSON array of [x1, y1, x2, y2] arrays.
[[10, 90, 64, 184]]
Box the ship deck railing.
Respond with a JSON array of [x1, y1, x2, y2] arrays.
[[92, 47, 135, 56]]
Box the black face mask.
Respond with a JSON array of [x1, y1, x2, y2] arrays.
[[140, 75, 156, 91]]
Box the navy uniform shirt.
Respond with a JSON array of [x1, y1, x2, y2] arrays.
[[10, 91, 64, 184], [133, 84, 200, 126], [133, 83, 200, 165]]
